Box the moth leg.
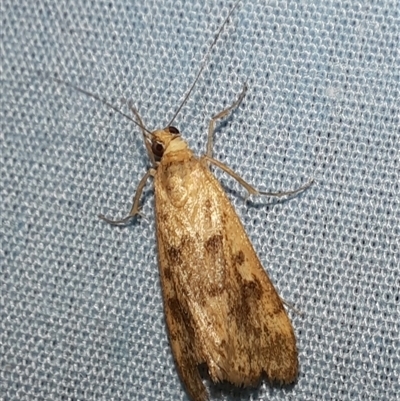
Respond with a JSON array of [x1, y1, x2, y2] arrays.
[[128, 103, 156, 167], [99, 168, 155, 225], [203, 155, 314, 198], [206, 83, 248, 158]]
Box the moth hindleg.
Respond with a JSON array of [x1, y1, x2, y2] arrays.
[[203, 155, 314, 199]]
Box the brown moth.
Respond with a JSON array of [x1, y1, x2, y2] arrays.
[[56, 2, 313, 400], [97, 85, 311, 401]]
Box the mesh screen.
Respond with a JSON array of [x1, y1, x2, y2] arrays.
[[1, 0, 399, 400]]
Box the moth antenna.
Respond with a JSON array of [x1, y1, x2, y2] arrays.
[[53, 78, 152, 135], [167, 0, 241, 127]]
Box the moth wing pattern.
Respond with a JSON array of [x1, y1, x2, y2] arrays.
[[154, 155, 298, 400]]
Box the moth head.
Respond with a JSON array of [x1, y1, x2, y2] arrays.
[[149, 126, 187, 160]]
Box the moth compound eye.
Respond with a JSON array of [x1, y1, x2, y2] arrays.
[[152, 141, 165, 158], [167, 126, 180, 134]]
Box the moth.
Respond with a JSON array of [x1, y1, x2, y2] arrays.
[[57, 2, 313, 400]]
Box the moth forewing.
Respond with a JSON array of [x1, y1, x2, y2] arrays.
[[150, 125, 299, 401]]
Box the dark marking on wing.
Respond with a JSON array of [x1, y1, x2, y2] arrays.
[[232, 250, 245, 267], [167, 297, 196, 340], [229, 272, 265, 336], [167, 246, 183, 265], [221, 211, 229, 224], [263, 323, 271, 336], [243, 276, 263, 301], [157, 211, 167, 221], [205, 234, 223, 254], [164, 266, 173, 281], [202, 234, 226, 297], [165, 294, 208, 401], [204, 199, 213, 223]]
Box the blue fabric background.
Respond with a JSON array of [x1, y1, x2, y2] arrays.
[[1, 0, 399, 400]]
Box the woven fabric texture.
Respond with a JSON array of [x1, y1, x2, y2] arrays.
[[1, 0, 399, 400]]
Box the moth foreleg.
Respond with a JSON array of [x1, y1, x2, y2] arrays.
[[99, 168, 155, 225], [206, 83, 248, 158], [203, 155, 314, 199]]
